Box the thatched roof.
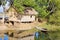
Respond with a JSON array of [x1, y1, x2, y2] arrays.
[[24, 7, 38, 15]]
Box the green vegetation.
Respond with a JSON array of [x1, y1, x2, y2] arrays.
[[13, 0, 60, 39], [49, 10, 60, 26], [11, 0, 60, 40], [34, 23, 60, 40], [35, 30, 60, 40], [0, 0, 60, 26], [47, 0, 60, 26], [48, 31, 60, 40], [13, 0, 60, 26], [13, 0, 49, 18], [0, 0, 60, 40]]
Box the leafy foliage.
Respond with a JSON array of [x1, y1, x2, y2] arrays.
[[13, 0, 60, 25], [49, 10, 60, 26], [48, 0, 60, 26], [13, 0, 49, 18]]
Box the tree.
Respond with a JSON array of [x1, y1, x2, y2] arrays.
[[13, 0, 24, 14], [13, 0, 60, 25], [49, 10, 60, 26], [47, 0, 60, 26], [13, 0, 50, 18]]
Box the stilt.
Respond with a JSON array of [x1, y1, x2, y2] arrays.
[[2, 12, 5, 24]]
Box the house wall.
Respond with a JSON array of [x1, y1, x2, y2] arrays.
[[20, 15, 35, 22]]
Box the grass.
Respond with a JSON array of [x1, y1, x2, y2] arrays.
[[37, 22, 60, 31]]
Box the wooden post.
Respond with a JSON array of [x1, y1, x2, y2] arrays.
[[2, 12, 5, 24]]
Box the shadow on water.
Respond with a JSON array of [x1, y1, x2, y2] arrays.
[[48, 30, 60, 40], [35, 30, 60, 40]]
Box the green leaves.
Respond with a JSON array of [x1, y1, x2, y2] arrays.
[[49, 10, 60, 26], [13, 0, 49, 17], [23, 0, 36, 7], [13, 0, 24, 14], [34, 0, 49, 18], [47, 0, 60, 26], [13, 0, 60, 25]]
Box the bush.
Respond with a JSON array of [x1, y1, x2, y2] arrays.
[[48, 10, 60, 26]]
